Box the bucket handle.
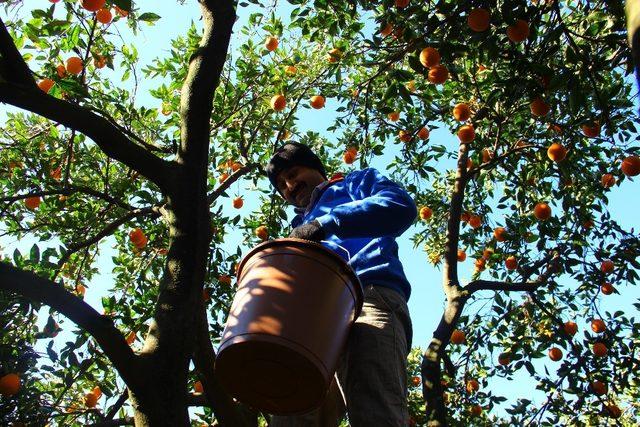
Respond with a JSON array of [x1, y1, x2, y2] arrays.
[[321, 240, 351, 262]]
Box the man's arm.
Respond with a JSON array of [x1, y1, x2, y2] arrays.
[[314, 168, 417, 239]]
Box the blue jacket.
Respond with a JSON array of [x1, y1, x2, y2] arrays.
[[291, 168, 417, 301]]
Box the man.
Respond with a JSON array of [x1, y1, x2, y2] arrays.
[[266, 142, 416, 427]]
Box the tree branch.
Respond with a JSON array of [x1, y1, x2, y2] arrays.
[[0, 18, 36, 86], [0, 262, 145, 392], [0, 185, 134, 211], [465, 279, 546, 294], [206, 163, 261, 205]]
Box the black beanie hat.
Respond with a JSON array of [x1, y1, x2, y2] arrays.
[[266, 142, 327, 189]]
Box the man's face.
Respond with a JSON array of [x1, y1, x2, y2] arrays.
[[275, 166, 326, 208]]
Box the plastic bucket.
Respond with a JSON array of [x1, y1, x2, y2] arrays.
[[215, 238, 363, 415]]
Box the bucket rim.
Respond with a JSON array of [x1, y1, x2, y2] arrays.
[[237, 238, 363, 316]]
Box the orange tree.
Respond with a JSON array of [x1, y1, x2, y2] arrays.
[[1, 0, 639, 426]]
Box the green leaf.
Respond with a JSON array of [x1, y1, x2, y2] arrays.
[[138, 13, 161, 24]]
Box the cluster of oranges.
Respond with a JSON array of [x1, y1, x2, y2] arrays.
[[467, 8, 530, 44], [419, 47, 448, 86]]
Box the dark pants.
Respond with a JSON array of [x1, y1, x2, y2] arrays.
[[270, 285, 413, 426]]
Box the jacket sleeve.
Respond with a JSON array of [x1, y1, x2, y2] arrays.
[[314, 168, 417, 239]]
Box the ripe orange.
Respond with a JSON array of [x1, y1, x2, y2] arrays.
[[387, 111, 400, 122], [50, 167, 62, 180], [450, 329, 465, 344], [600, 260, 614, 274], [507, 19, 530, 43], [548, 347, 563, 361], [419, 47, 440, 68], [428, 64, 449, 84], [605, 403, 621, 418], [468, 215, 482, 229], [621, 155, 640, 176], [310, 95, 325, 109], [417, 127, 429, 139], [466, 379, 479, 393], [233, 197, 243, 209], [0, 373, 21, 397], [84, 391, 98, 408], [481, 148, 493, 163], [219, 172, 229, 183], [114, 5, 129, 17], [264, 36, 279, 52], [533, 202, 552, 220], [231, 162, 242, 172], [38, 78, 55, 93], [530, 97, 550, 116], [474, 258, 486, 271], [601, 173, 616, 188], [125, 331, 136, 345], [457, 124, 475, 143], [395, 0, 409, 8], [583, 219, 594, 229], [457, 249, 466, 262], [591, 319, 606, 333], [419, 206, 432, 220], [25, 196, 41, 210], [92, 386, 102, 399], [255, 225, 268, 241], [96, 8, 112, 24], [453, 103, 471, 121], [505, 255, 518, 270], [270, 94, 286, 112], [498, 352, 510, 366], [76, 284, 86, 296], [467, 8, 490, 32], [411, 376, 421, 387], [343, 150, 356, 164], [129, 228, 147, 249], [284, 65, 297, 75], [494, 227, 507, 242], [591, 380, 607, 396], [327, 48, 342, 63], [601, 282, 614, 295], [592, 342, 607, 357], [470, 405, 483, 417], [380, 22, 393, 37], [194, 380, 204, 394], [405, 80, 416, 92], [65, 57, 84, 75], [482, 248, 494, 259], [82, 0, 105, 12], [581, 122, 600, 138], [546, 143, 567, 162], [398, 130, 412, 143], [563, 321, 578, 337], [94, 55, 107, 69], [461, 212, 470, 223], [56, 64, 66, 77]]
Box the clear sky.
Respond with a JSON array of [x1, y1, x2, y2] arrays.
[[2, 1, 639, 420]]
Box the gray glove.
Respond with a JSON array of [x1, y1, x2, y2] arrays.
[[289, 220, 325, 242]]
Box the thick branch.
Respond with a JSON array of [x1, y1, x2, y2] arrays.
[[0, 18, 36, 86], [0, 83, 175, 193], [0, 263, 145, 392]]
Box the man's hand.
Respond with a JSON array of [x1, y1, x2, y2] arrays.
[[289, 220, 325, 242]]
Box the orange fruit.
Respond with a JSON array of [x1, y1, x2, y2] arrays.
[[419, 47, 440, 68], [474, 258, 486, 271], [494, 227, 507, 241], [96, 8, 112, 24], [546, 143, 567, 162], [450, 329, 465, 344], [284, 65, 297, 75], [270, 94, 286, 112], [193, 381, 204, 394], [84, 392, 98, 408], [75, 284, 86, 296], [417, 127, 429, 139], [583, 219, 594, 229], [481, 148, 493, 163], [405, 80, 416, 92], [310, 95, 325, 109], [457, 249, 466, 262], [125, 331, 136, 345], [65, 57, 84, 75], [92, 386, 102, 399], [0, 373, 21, 397], [498, 352, 510, 366], [468, 215, 482, 229], [428, 64, 448, 84], [592, 342, 607, 357], [581, 122, 600, 138], [218, 275, 232, 285], [395, 0, 409, 8], [507, 19, 530, 43], [533, 202, 552, 220], [530, 97, 550, 116], [601, 173, 616, 188], [468, 8, 490, 32], [387, 111, 400, 121], [326, 48, 342, 63], [457, 124, 475, 143], [411, 376, 421, 387], [380, 22, 393, 37], [482, 248, 494, 259], [398, 130, 412, 143], [264, 36, 279, 51], [548, 347, 563, 361], [505, 255, 518, 270], [219, 172, 229, 183], [601, 282, 614, 295], [233, 197, 243, 209], [82, 0, 105, 12], [56, 64, 66, 77], [470, 405, 483, 417], [50, 167, 62, 180], [605, 403, 622, 418], [94, 55, 107, 69], [591, 319, 606, 333], [231, 162, 243, 172], [453, 103, 471, 121], [461, 212, 470, 223], [419, 206, 432, 220], [600, 260, 614, 274], [38, 78, 55, 93], [129, 228, 147, 248], [621, 155, 640, 176], [343, 150, 356, 164], [255, 225, 268, 241], [25, 196, 41, 210], [114, 5, 129, 17], [563, 321, 578, 337], [591, 380, 607, 396], [466, 379, 479, 393]]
